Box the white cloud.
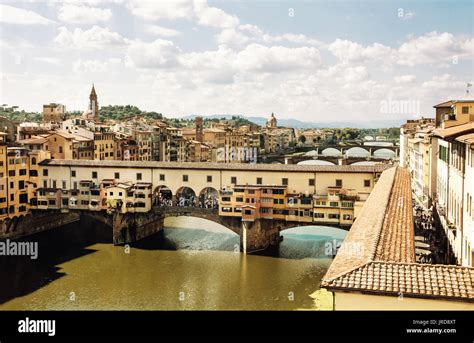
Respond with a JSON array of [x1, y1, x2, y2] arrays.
[[127, 0, 194, 20], [0, 4, 54, 25], [128, 0, 238, 29], [262, 33, 321, 46], [394, 75, 416, 83], [421, 74, 465, 90], [73, 58, 122, 73], [237, 44, 321, 72], [34, 57, 61, 64], [126, 39, 181, 69], [216, 28, 249, 46], [328, 39, 394, 64], [181, 44, 321, 76], [216, 24, 322, 48], [145, 25, 182, 38], [54, 25, 127, 50], [398, 31, 472, 66], [194, 1, 239, 28], [58, 4, 112, 25]]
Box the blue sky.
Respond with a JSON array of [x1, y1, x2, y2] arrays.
[[0, 0, 472, 123]]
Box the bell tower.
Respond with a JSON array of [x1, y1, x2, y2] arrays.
[[89, 84, 99, 119]]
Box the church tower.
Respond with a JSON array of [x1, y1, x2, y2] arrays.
[[89, 84, 99, 119], [195, 116, 203, 142]]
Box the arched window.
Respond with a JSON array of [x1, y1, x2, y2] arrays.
[[31, 157, 37, 165]]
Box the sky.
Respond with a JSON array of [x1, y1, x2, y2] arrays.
[[0, 0, 473, 123]]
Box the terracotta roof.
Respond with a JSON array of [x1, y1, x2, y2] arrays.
[[38, 159, 391, 173], [321, 167, 474, 302], [323, 262, 474, 302], [432, 122, 474, 139], [17, 137, 48, 145], [375, 168, 415, 263], [433, 100, 455, 108], [455, 133, 474, 144], [433, 99, 474, 108]]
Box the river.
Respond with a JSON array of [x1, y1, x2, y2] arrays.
[[0, 217, 346, 310]]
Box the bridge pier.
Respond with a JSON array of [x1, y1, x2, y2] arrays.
[[112, 212, 164, 245], [241, 219, 283, 254]]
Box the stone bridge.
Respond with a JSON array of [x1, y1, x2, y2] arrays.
[[77, 206, 329, 254]]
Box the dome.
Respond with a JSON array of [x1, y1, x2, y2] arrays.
[[266, 113, 277, 128]]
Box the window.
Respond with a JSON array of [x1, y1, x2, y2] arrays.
[[19, 181, 25, 190], [309, 179, 315, 186], [137, 173, 142, 181], [10, 182, 14, 189], [336, 179, 342, 187], [222, 196, 231, 202], [330, 201, 339, 207], [19, 169, 26, 176], [462, 106, 469, 114], [183, 175, 188, 182], [282, 178, 288, 186], [43, 169, 49, 176], [439, 145, 448, 163], [19, 193, 27, 204], [8, 170, 15, 177], [59, 146, 63, 153], [314, 213, 325, 218], [236, 197, 244, 202], [62, 181, 66, 189], [207, 175, 212, 182], [43, 180, 48, 188], [73, 181, 77, 189], [328, 213, 340, 219], [71, 170, 76, 177], [364, 179, 371, 187], [31, 157, 37, 165], [160, 174, 165, 181], [115, 172, 120, 179], [256, 177, 262, 185], [231, 176, 237, 184], [92, 171, 98, 179], [341, 201, 354, 208]]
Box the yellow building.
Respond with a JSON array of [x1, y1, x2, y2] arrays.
[[6, 147, 30, 217], [434, 100, 474, 129], [42, 103, 66, 123], [94, 131, 115, 160], [0, 134, 8, 219]]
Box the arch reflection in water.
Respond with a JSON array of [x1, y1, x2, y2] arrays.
[[280, 226, 347, 259], [163, 217, 240, 252]]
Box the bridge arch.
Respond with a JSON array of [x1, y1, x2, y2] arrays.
[[152, 185, 173, 206], [198, 187, 219, 208], [373, 148, 396, 159], [345, 147, 370, 158], [176, 186, 197, 207], [321, 148, 342, 157]]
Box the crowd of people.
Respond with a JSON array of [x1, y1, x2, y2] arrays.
[[413, 203, 443, 264], [155, 192, 218, 209]]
